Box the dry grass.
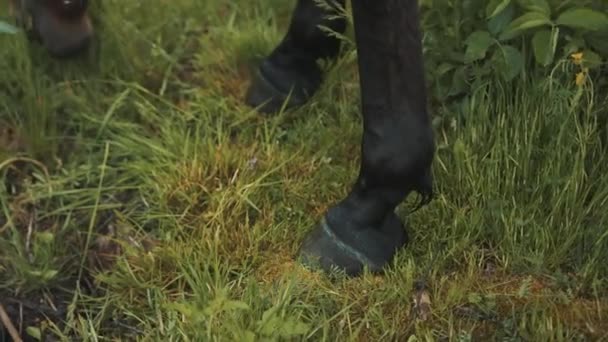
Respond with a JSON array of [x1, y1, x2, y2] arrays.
[[1, 0, 607, 340]]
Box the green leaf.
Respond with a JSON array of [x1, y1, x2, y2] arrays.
[[486, 0, 512, 18], [202, 290, 249, 315], [556, 8, 608, 31], [36, 232, 55, 244], [42, 270, 59, 281], [532, 27, 559, 66], [532, 30, 553, 66], [499, 12, 552, 40], [488, 2, 515, 36], [502, 46, 524, 80], [493, 45, 524, 81], [448, 66, 468, 96], [516, 0, 550, 16], [27, 269, 59, 281], [581, 50, 603, 70], [256, 307, 310, 338], [258, 313, 281, 336], [279, 318, 310, 337], [435, 63, 455, 77], [0, 21, 19, 34], [464, 31, 495, 63], [26, 326, 42, 341]]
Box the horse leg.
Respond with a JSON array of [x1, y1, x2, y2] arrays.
[[245, 0, 347, 113], [299, 0, 435, 276]]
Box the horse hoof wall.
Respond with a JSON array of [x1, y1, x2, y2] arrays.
[[245, 59, 319, 114], [298, 211, 408, 277]]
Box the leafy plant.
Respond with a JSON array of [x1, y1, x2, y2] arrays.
[[421, 0, 608, 102], [489, 0, 607, 68]]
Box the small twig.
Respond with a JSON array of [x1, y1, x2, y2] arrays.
[[0, 303, 23, 342], [43, 292, 58, 312]]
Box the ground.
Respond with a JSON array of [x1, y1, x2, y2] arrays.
[[1, 0, 607, 341]]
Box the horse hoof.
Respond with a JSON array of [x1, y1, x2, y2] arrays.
[[245, 59, 320, 114], [298, 211, 408, 277]]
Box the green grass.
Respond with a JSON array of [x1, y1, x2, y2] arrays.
[[1, 0, 607, 340]]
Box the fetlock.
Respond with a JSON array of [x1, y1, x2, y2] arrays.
[[359, 118, 435, 200]]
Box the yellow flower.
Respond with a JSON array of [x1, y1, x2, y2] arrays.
[[575, 72, 585, 86], [571, 52, 584, 65]]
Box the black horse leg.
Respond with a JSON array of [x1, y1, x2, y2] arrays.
[[245, 0, 347, 113], [299, 0, 434, 276]]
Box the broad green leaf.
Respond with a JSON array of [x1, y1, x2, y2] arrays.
[[488, 2, 515, 36], [502, 46, 524, 80], [581, 50, 602, 70], [516, 0, 550, 16], [435, 63, 455, 77], [0, 21, 19, 34], [532, 27, 558, 66], [532, 29, 550, 65], [499, 12, 552, 40], [464, 31, 495, 63], [493, 45, 524, 81], [486, 0, 512, 18], [448, 66, 468, 96], [556, 8, 608, 31]]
